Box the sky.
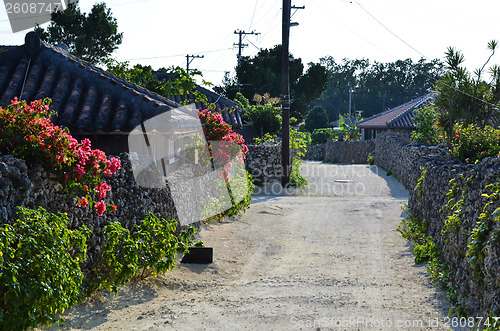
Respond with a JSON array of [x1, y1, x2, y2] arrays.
[[1, 0, 500, 88]]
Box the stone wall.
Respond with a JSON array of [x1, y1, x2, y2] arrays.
[[325, 140, 375, 164], [245, 144, 282, 185], [0, 153, 178, 281], [373, 134, 500, 317], [305, 140, 375, 164], [304, 143, 325, 161]]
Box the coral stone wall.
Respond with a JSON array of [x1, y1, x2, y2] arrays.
[[245, 144, 282, 185], [304, 140, 375, 164], [0, 153, 178, 278]]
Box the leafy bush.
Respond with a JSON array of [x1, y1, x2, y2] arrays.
[[91, 214, 201, 294], [410, 106, 441, 145], [289, 128, 311, 188], [449, 123, 500, 163], [305, 105, 329, 132], [244, 104, 282, 137], [253, 132, 277, 145], [337, 113, 362, 141], [311, 128, 335, 145], [0, 98, 121, 216], [367, 155, 375, 166], [0, 207, 90, 329]]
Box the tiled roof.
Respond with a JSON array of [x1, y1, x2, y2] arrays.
[[0, 32, 241, 135], [156, 73, 242, 127], [358, 93, 433, 129]]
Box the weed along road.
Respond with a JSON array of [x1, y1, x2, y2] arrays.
[[48, 161, 456, 331]]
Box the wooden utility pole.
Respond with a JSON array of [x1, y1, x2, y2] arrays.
[[233, 30, 260, 67], [186, 54, 204, 73], [281, 0, 303, 187]]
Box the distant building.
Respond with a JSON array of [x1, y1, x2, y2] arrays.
[[0, 32, 242, 155], [357, 93, 433, 141]]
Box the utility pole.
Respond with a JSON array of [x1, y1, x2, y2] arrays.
[[233, 30, 260, 67], [348, 82, 353, 120], [186, 54, 204, 73], [281, 0, 303, 187]]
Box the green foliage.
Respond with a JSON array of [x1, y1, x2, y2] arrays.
[[0, 207, 90, 330], [449, 123, 500, 163], [337, 113, 362, 141], [311, 57, 443, 122], [414, 166, 428, 198], [91, 215, 201, 294], [215, 46, 328, 121], [246, 103, 282, 137], [289, 128, 311, 188], [311, 128, 336, 145], [290, 157, 307, 188], [441, 176, 467, 235], [253, 133, 277, 145], [106, 61, 207, 103], [305, 105, 330, 132], [434, 41, 500, 136], [410, 106, 441, 145], [466, 180, 500, 277], [234, 92, 251, 115], [366, 155, 375, 166], [34, 2, 123, 65], [397, 205, 466, 315]]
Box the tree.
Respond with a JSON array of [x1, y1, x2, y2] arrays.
[[305, 105, 329, 132], [434, 41, 500, 137], [105, 60, 207, 103], [214, 45, 328, 121], [410, 106, 440, 145], [35, 2, 123, 65], [311, 57, 443, 123]]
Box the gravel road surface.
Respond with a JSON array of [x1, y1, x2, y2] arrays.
[[47, 162, 457, 331]]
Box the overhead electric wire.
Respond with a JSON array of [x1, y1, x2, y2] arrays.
[[354, 0, 425, 59], [353, 0, 500, 110]]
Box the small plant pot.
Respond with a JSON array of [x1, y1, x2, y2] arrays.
[[181, 247, 213, 264]]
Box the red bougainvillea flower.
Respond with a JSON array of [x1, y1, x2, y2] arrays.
[[77, 197, 89, 208], [95, 181, 111, 200], [0, 98, 122, 216], [95, 200, 106, 216]]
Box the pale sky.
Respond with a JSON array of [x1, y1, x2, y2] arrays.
[[2, 0, 500, 88]]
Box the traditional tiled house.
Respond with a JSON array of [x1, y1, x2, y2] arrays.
[[357, 93, 433, 141], [0, 32, 242, 155]]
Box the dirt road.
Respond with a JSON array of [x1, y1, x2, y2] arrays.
[[48, 162, 456, 330]]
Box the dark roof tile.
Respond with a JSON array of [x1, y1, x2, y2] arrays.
[[358, 93, 433, 129], [0, 32, 241, 136]]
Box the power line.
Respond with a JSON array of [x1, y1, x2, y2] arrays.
[[122, 48, 232, 61], [354, 0, 426, 59], [248, 0, 259, 31]]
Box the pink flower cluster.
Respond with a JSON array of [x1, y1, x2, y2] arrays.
[[1, 98, 121, 216], [197, 109, 248, 183]]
